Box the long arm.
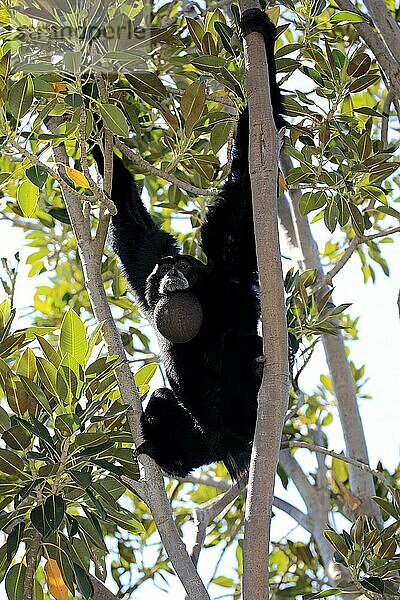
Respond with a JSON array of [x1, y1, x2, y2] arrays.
[[92, 146, 179, 309], [200, 9, 284, 281]]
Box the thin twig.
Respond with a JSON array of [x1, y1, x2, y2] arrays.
[[114, 138, 219, 197], [280, 441, 394, 491], [323, 226, 400, 286]]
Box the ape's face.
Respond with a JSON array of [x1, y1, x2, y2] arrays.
[[145, 255, 208, 308]]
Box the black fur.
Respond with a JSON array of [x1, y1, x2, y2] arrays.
[[93, 9, 284, 480]]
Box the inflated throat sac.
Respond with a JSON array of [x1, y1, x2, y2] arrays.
[[154, 291, 203, 343]]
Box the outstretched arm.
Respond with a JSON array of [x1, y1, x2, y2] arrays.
[[200, 9, 284, 281], [92, 146, 179, 309]]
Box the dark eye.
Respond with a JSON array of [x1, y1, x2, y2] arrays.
[[177, 261, 189, 271]]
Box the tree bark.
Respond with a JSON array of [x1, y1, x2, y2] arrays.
[[239, 3, 290, 599]]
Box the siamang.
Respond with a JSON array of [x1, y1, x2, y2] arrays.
[[93, 8, 284, 480]]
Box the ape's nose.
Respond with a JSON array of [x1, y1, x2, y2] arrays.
[[169, 267, 179, 276]]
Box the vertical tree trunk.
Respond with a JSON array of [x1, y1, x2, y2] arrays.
[[239, 3, 290, 599]]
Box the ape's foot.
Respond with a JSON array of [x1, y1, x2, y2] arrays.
[[134, 441, 155, 459]]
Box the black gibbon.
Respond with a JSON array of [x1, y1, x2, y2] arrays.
[[93, 8, 284, 480]]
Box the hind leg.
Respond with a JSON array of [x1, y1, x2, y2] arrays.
[[138, 388, 219, 477], [221, 331, 262, 436]]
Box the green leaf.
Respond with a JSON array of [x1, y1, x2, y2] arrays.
[[298, 191, 328, 215], [55, 414, 79, 436], [69, 470, 92, 489], [75, 433, 110, 447], [347, 53, 371, 77], [26, 165, 48, 189], [191, 55, 226, 72], [73, 563, 93, 600], [361, 185, 387, 205], [7, 522, 24, 561], [36, 357, 58, 397], [211, 121, 232, 153], [358, 132, 372, 161], [98, 103, 129, 138], [212, 576, 234, 587], [8, 76, 34, 120], [348, 203, 364, 236], [17, 180, 39, 218], [2, 426, 31, 451], [374, 205, 400, 220], [59, 309, 87, 363], [31, 503, 52, 537], [45, 494, 65, 532], [323, 530, 349, 558], [134, 363, 159, 387], [373, 497, 398, 519], [20, 376, 52, 415], [126, 72, 167, 97], [303, 590, 341, 599], [36, 335, 61, 367], [0, 543, 10, 583], [0, 51, 11, 79], [5, 562, 26, 600], [186, 17, 205, 50], [349, 73, 380, 93], [331, 10, 368, 23], [181, 81, 206, 135], [361, 577, 384, 594], [0, 448, 25, 477], [324, 201, 338, 233]]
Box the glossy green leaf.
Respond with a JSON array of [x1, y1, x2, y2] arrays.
[[98, 103, 129, 138], [0, 449, 25, 477], [8, 76, 33, 120], [26, 165, 48, 189], [59, 309, 87, 364], [5, 562, 26, 600], [17, 180, 39, 218]]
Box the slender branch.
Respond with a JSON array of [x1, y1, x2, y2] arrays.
[[281, 441, 394, 491], [114, 138, 219, 197], [180, 473, 231, 490], [0, 213, 45, 232], [323, 226, 400, 286], [272, 496, 312, 532], [190, 479, 311, 567], [23, 530, 41, 600], [121, 476, 149, 504], [190, 479, 245, 566], [279, 449, 317, 508]]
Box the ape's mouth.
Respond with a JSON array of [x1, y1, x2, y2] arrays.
[[159, 271, 189, 294]]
